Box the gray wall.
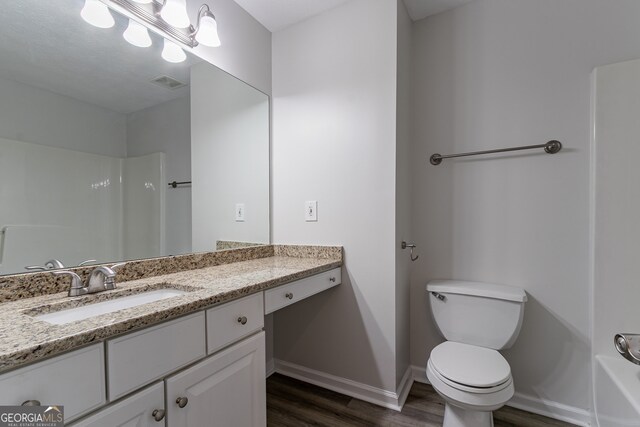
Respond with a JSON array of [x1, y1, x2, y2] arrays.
[[191, 63, 270, 252], [409, 0, 640, 419], [0, 75, 126, 157], [395, 0, 413, 390], [272, 0, 400, 393], [189, 0, 272, 95], [126, 96, 191, 257]]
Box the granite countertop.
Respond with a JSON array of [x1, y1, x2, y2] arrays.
[[0, 254, 342, 373]]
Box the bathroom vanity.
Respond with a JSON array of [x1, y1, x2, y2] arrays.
[[0, 245, 342, 426]]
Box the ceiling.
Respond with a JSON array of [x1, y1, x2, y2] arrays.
[[233, 0, 475, 32], [0, 0, 201, 114], [232, 0, 351, 32], [402, 0, 476, 21]]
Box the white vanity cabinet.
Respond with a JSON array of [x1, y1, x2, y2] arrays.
[[165, 332, 266, 427], [2, 267, 340, 427], [0, 344, 105, 423], [107, 312, 206, 400], [69, 382, 165, 427], [264, 267, 341, 314]]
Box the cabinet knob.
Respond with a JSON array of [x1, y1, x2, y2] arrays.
[[329, 277, 336, 282], [21, 400, 41, 407], [152, 409, 166, 422], [237, 316, 248, 325], [176, 397, 189, 408], [285, 292, 293, 300]]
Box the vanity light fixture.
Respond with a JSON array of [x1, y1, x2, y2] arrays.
[[162, 39, 187, 63], [81, 0, 115, 28], [80, 0, 221, 63], [123, 19, 152, 47], [192, 5, 220, 47]]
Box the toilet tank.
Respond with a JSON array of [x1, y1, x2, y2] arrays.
[[426, 280, 527, 350]]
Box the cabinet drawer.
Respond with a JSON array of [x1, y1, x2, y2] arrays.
[[206, 292, 264, 354], [0, 344, 105, 423], [70, 382, 164, 427], [107, 312, 206, 400], [264, 267, 341, 314]]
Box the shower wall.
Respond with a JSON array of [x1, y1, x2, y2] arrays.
[[0, 137, 165, 273], [591, 59, 640, 360]]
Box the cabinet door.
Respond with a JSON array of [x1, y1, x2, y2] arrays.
[[166, 332, 266, 427], [69, 382, 165, 427]]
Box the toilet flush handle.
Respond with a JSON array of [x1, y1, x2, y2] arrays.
[[431, 292, 446, 302]]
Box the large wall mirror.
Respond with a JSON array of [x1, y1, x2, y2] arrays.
[[0, 0, 270, 276]]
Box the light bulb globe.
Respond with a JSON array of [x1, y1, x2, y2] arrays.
[[123, 19, 152, 47], [81, 0, 115, 29], [160, 0, 191, 28], [161, 39, 187, 63]]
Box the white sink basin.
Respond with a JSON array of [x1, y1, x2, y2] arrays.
[[34, 289, 188, 325]]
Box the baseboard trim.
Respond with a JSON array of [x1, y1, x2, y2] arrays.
[[507, 392, 591, 427], [266, 358, 275, 378], [273, 359, 412, 411], [410, 364, 429, 384], [411, 365, 590, 425]]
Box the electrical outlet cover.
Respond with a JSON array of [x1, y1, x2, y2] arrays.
[[235, 203, 245, 222], [305, 201, 317, 222]]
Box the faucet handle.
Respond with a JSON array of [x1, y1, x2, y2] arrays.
[[45, 259, 65, 269], [103, 263, 126, 290], [25, 265, 46, 271], [110, 262, 127, 271], [78, 259, 97, 267], [52, 271, 88, 297]]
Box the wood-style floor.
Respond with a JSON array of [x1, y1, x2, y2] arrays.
[[266, 373, 576, 427]]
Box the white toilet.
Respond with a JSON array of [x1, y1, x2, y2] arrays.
[[426, 280, 527, 427]]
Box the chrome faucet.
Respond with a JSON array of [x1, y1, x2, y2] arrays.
[[51, 263, 126, 297], [87, 263, 125, 293], [52, 271, 88, 297]]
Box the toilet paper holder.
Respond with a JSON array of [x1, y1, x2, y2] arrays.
[[401, 241, 419, 262]]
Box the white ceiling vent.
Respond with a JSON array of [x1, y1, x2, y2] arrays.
[[150, 75, 187, 90]]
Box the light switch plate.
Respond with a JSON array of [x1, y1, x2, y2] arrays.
[[305, 201, 317, 222], [235, 204, 245, 222]]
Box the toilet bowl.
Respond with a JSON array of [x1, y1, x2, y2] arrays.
[[427, 342, 514, 427], [425, 280, 527, 427]]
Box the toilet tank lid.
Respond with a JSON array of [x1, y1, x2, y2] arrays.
[[426, 280, 527, 303]]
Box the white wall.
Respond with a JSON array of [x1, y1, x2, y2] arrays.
[[127, 97, 191, 256], [0, 75, 126, 157], [188, 0, 272, 95], [410, 0, 640, 419], [191, 63, 270, 252], [272, 0, 400, 393]]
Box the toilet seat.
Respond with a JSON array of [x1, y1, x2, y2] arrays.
[[430, 341, 511, 389], [426, 342, 515, 414]]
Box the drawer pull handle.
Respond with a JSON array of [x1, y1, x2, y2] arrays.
[[176, 397, 189, 408], [152, 409, 166, 422], [329, 277, 336, 282], [237, 316, 248, 325], [21, 400, 41, 407], [285, 292, 294, 300]]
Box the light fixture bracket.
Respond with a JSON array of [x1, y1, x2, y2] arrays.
[[102, 0, 198, 48]]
